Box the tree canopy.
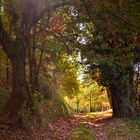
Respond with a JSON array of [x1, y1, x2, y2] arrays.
[[0, 0, 139, 126]]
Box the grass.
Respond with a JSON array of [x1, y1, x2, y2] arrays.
[[86, 110, 140, 140], [104, 118, 140, 140], [69, 122, 95, 140]]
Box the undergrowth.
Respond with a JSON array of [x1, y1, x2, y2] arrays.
[[104, 118, 140, 140], [21, 96, 70, 127]]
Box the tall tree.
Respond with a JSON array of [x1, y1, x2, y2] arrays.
[[53, 0, 140, 117], [0, 0, 70, 118]]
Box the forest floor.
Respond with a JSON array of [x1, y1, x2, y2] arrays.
[[0, 110, 140, 140]]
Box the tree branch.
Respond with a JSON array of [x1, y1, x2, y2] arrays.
[[61, 62, 79, 74]]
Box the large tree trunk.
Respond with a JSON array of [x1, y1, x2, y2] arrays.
[[109, 82, 136, 118], [5, 53, 26, 115], [0, 17, 27, 121], [100, 62, 138, 118]]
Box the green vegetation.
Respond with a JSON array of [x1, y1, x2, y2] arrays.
[[64, 81, 110, 113], [21, 97, 70, 127], [69, 122, 95, 140]]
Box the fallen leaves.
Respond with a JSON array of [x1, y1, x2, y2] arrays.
[[0, 111, 112, 140]]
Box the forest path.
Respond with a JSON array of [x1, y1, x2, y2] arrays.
[[0, 110, 112, 140], [35, 110, 112, 140]]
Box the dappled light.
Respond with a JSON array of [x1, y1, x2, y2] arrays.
[[0, 0, 140, 139]]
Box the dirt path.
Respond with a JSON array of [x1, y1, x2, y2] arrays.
[[93, 111, 112, 140], [0, 112, 112, 140], [34, 115, 94, 140], [94, 118, 109, 140], [34, 112, 111, 140]]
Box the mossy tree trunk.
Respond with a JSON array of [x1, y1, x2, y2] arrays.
[[99, 62, 138, 118], [108, 69, 137, 118]]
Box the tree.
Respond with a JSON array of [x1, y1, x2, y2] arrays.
[[78, 0, 140, 117], [0, 0, 70, 119], [53, 0, 140, 117]]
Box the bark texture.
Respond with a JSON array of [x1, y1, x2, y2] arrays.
[[0, 17, 27, 116], [5, 54, 26, 114], [109, 73, 137, 118]]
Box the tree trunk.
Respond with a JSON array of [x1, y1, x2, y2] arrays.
[[5, 54, 26, 115], [6, 58, 10, 90], [76, 94, 79, 113], [0, 17, 27, 122], [89, 94, 93, 112], [109, 83, 136, 118]]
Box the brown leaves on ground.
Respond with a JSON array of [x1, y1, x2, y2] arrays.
[[0, 112, 111, 140], [4, 110, 140, 140], [0, 124, 33, 140]]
